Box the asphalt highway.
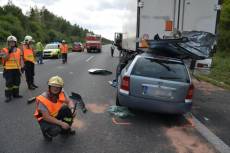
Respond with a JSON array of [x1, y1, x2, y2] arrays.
[[0, 45, 219, 153]]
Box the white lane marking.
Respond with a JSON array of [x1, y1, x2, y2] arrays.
[[86, 56, 94, 62], [0, 71, 3, 74], [188, 115, 230, 153]]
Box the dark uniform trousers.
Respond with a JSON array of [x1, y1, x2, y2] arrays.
[[39, 105, 74, 138], [24, 61, 35, 87], [3, 69, 21, 98], [62, 53, 67, 63]]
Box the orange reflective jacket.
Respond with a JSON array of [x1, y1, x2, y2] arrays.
[[60, 44, 68, 53], [139, 39, 149, 48], [34, 92, 66, 121], [23, 47, 35, 63], [2, 48, 21, 70]]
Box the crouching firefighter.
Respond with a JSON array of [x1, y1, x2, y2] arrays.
[[34, 76, 77, 141], [1, 35, 23, 102]]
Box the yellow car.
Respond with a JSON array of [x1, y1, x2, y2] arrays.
[[43, 43, 61, 59]]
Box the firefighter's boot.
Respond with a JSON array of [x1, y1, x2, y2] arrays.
[[31, 78, 38, 88], [5, 90, 12, 103], [32, 83, 38, 88], [12, 88, 23, 98], [27, 82, 36, 90]]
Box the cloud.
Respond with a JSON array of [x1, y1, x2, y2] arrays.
[[0, 0, 126, 40], [31, 0, 59, 6], [97, 0, 126, 10]]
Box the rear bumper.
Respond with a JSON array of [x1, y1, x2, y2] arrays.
[[87, 47, 100, 50], [43, 52, 58, 58], [72, 48, 82, 52], [118, 93, 192, 114]]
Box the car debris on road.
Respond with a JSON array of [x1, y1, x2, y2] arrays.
[[88, 68, 112, 75]]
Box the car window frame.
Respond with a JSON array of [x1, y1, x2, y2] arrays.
[[131, 57, 190, 83]]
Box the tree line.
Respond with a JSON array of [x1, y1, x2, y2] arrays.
[[0, 1, 229, 51], [218, 0, 230, 52], [0, 1, 111, 45]]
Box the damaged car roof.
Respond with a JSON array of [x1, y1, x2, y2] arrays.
[[147, 31, 216, 60]]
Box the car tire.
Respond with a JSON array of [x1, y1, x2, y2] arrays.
[[87, 49, 91, 53], [116, 95, 121, 106]]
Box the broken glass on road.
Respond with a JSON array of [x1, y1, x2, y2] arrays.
[[107, 106, 135, 118]]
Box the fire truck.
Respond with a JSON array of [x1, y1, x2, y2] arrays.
[[85, 33, 102, 53]]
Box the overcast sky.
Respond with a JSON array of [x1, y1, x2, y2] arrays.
[[0, 0, 127, 40]]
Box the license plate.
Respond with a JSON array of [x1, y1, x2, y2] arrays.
[[143, 86, 172, 97]]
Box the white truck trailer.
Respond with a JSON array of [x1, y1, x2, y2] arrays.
[[117, 0, 221, 53]]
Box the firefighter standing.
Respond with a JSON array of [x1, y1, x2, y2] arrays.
[[34, 76, 76, 141], [111, 42, 115, 57], [35, 41, 44, 64], [60, 40, 68, 64], [1, 35, 23, 102], [22, 35, 38, 90]]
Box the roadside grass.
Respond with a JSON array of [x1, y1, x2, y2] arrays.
[[194, 51, 230, 90]]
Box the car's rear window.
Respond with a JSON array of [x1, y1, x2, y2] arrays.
[[131, 57, 190, 83]]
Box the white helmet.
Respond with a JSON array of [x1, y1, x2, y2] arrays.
[[7, 35, 17, 42], [24, 35, 35, 43], [48, 76, 64, 87], [62, 40, 66, 43]]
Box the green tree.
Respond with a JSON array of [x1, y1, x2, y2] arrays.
[[218, 0, 230, 51]]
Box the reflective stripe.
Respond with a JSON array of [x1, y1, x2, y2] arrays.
[[63, 117, 72, 122], [5, 87, 13, 91], [12, 86, 19, 89]]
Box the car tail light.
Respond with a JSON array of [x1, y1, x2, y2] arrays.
[[197, 63, 208, 68], [120, 76, 130, 94], [185, 84, 194, 103]]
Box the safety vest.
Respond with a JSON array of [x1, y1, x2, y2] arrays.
[[2, 48, 21, 70], [139, 39, 149, 48], [34, 92, 66, 121], [60, 44, 68, 53], [23, 47, 35, 63]]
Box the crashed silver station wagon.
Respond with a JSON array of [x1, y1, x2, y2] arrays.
[[116, 31, 216, 114]]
